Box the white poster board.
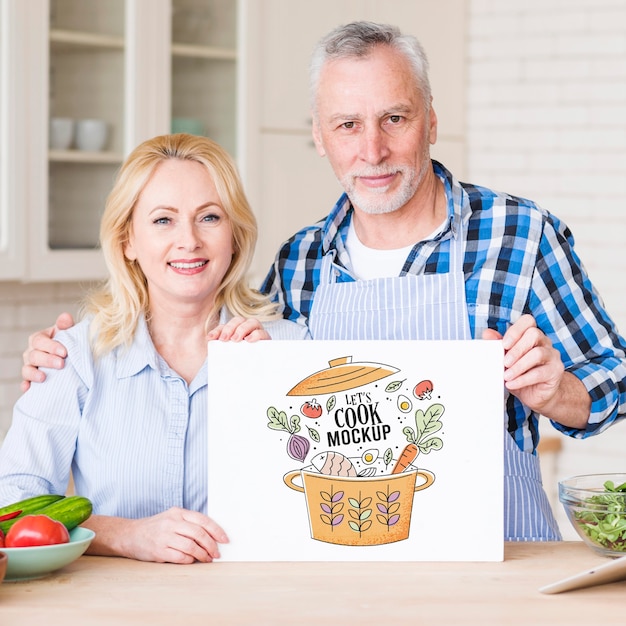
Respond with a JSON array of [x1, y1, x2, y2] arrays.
[[207, 340, 504, 562]]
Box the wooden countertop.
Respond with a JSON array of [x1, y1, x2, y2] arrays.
[[1, 542, 624, 625]]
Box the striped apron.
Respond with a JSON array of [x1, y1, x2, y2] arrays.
[[309, 224, 561, 541]]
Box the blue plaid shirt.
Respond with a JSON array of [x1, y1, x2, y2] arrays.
[[261, 161, 626, 452]]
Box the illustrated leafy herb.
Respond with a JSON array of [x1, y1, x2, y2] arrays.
[[375, 486, 401, 529], [320, 487, 344, 529], [326, 395, 336, 412], [385, 379, 406, 393], [402, 403, 444, 454], [348, 493, 373, 535], [573, 480, 626, 552], [383, 447, 394, 468], [266, 406, 300, 434], [266, 406, 309, 462], [306, 425, 320, 442]]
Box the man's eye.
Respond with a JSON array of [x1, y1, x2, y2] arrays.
[[342, 121, 355, 129], [389, 115, 402, 124]]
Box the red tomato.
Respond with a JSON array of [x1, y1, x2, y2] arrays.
[[0, 529, 4, 548], [5, 514, 70, 548]]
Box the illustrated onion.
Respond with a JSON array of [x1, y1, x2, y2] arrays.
[[287, 434, 310, 462]]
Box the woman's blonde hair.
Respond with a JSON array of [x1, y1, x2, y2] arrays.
[[82, 133, 278, 356]]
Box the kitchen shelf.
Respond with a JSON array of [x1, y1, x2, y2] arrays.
[[49, 150, 123, 164], [50, 29, 125, 49], [171, 42, 236, 60]]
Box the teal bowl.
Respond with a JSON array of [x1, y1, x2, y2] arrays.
[[2, 526, 95, 581]]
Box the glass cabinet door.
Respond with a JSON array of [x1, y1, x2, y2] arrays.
[[171, 0, 238, 157], [47, 0, 125, 251]]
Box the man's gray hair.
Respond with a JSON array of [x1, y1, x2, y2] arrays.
[[309, 21, 432, 116]]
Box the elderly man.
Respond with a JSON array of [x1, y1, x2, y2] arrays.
[[260, 21, 626, 541]]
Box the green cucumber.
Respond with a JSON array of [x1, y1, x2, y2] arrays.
[[0, 494, 65, 533], [33, 495, 93, 531]]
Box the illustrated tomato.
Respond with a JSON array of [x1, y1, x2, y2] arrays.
[[5, 514, 70, 548], [300, 398, 323, 419], [413, 379, 433, 400]]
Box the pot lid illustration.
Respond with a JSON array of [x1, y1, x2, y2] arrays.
[[286, 356, 399, 395]]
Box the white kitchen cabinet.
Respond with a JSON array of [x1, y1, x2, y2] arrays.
[[0, 0, 238, 282], [241, 0, 468, 285], [0, 0, 27, 278]]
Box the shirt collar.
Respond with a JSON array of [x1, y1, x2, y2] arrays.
[[114, 315, 160, 379], [432, 160, 467, 240], [114, 312, 215, 392], [321, 193, 352, 254]]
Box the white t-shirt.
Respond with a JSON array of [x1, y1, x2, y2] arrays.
[[346, 218, 445, 280]]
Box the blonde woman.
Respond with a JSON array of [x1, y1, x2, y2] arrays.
[[0, 134, 308, 563]]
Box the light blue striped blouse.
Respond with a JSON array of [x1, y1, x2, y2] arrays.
[[0, 313, 308, 516]]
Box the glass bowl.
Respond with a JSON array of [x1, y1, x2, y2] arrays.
[[559, 473, 626, 558]]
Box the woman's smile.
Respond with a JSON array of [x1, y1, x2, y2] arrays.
[[168, 259, 209, 273]]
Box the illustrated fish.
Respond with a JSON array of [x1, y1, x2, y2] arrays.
[[310, 451, 357, 477]]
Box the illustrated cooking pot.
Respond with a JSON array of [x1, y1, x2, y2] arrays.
[[284, 468, 435, 546]]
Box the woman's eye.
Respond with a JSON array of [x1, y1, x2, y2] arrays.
[[202, 213, 220, 224], [153, 216, 170, 225]]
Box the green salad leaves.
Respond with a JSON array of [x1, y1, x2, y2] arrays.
[[574, 480, 626, 552]]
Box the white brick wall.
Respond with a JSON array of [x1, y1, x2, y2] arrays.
[[0, 282, 88, 440], [467, 0, 626, 329], [467, 0, 626, 538]]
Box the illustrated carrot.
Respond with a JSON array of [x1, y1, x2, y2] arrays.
[[391, 443, 418, 474]]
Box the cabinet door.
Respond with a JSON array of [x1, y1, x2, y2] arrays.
[[249, 133, 343, 285], [0, 0, 27, 278], [26, 0, 126, 281]]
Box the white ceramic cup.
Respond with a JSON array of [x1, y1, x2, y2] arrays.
[[49, 117, 75, 150], [75, 119, 109, 151]]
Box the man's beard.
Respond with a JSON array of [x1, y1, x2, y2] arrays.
[[340, 154, 431, 215]]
